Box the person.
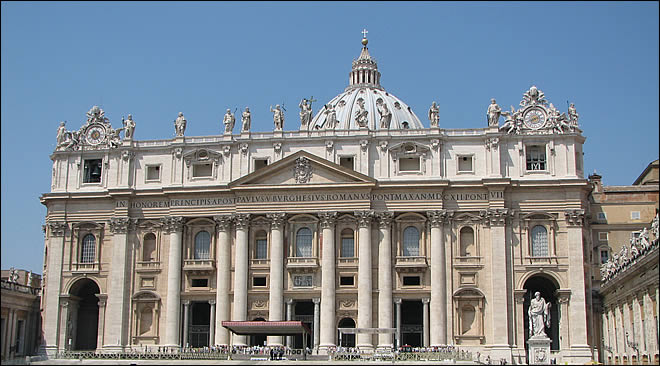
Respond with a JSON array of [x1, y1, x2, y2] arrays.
[[56, 122, 67, 147], [487, 99, 502, 126], [377, 100, 392, 128], [175, 112, 186, 136], [324, 103, 337, 129], [123, 114, 136, 139], [241, 107, 251, 132], [270, 105, 284, 130], [428, 101, 440, 127], [299, 98, 312, 128], [223, 109, 235, 134], [528, 291, 550, 337]]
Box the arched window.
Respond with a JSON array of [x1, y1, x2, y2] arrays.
[[255, 230, 268, 259], [194, 231, 211, 259], [531, 225, 549, 257], [142, 233, 156, 262], [296, 228, 313, 257], [81, 234, 96, 263], [340, 229, 355, 258], [403, 226, 420, 256], [459, 227, 475, 257]]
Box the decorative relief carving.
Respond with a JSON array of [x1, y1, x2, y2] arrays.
[[173, 148, 183, 159], [354, 210, 374, 228], [325, 140, 334, 151], [240, 143, 249, 155], [376, 211, 394, 229], [213, 215, 233, 232], [267, 213, 286, 230], [161, 216, 184, 233], [339, 300, 356, 309], [318, 211, 338, 229], [109, 218, 130, 234], [480, 209, 509, 226], [252, 300, 268, 309], [273, 142, 282, 152], [293, 157, 313, 183], [222, 145, 231, 156], [485, 137, 499, 151], [234, 214, 251, 230], [564, 209, 585, 227], [427, 210, 452, 228], [430, 139, 440, 151], [379, 140, 388, 152], [359, 139, 369, 151], [48, 221, 67, 237]]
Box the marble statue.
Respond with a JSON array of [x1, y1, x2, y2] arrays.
[[487, 98, 501, 126], [567, 103, 579, 128], [86, 105, 108, 124], [27, 271, 33, 287], [175, 112, 187, 137], [652, 212, 659, 239], [548, 104, 570, 134], [299, 98, 313, 128], [639, 228, 650, 249], [500, 106, 521, 134], [528, 291, 551, 338], [324, 104, 338, 129], [56, 122, 67, 146], [241, 107, 251, 132], [355, 98, 368, 128], [56, 122, 80, 151], [377, 99, 392, 128], [122, 114, 136, 139], [109, 127, 123, 148], [270, 105, 284, 131], [223, 109, 235, 134], [428, 101, 440, 127], [8, 267, 19, 283]]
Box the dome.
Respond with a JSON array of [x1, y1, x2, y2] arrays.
[[309, 35, 424, 131]]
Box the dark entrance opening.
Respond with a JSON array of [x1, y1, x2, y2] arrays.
[[189, 302, 210, 348], [337, 318, 356, 347], [249, 318, 267, 346], [523, 275, 560, 351], [293, 301, 313, 349], [401, 300, 423, 347], [70, 279, 100, 350]]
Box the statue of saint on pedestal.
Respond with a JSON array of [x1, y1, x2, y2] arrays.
[[487, 98, 502, 126], [241, 107, 251, 132], [175, 112, 187, 137], [528, 291, 551, 338]]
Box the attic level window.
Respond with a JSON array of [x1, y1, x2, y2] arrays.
[[457, 155, 473, 173], [83, 159, 103, 183], [399, 157, 420, 172], [192, 163, 212, 178], [146, 165, 161, 181], [340, 156, 354, 170], [254, 159, 268, 171], [631, 211, 641, 220], [526, 146, 546, 171]]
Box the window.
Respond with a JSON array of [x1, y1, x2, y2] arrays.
[[598, 232, 608, 242], [146, 165, 161, 181], [631, 211, 641, 220], [81, 234, 96, 263], [340, 276, 354, 286], [597, 212, 607, 221], [459, 227, 475, 256], [253, 159, 268, 171], [293, 275, 313, 288], [526, 146, 546, 171], [142, 233, 157, 261], [403, 276, 421, 286], [530, 225, 549, 257], [83, 159, 102, 183], [402, 226, 420, 256], [255, 231, 268, 259], [457, 155, 473, 173], [295, 227, 313, 257], [194, 231, 211, 259], [600, 250, 609, 264], [192, 163, 212, 178], [399, 157, 421, 172], [339, 156, 354, 170], [340, 229, 355, 258], [253, 276, 267, 287], [191, 278, 208, 287]]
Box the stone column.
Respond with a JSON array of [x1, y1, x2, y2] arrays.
[[232, 214, 250, 346], [182, 300, 190, 347], [313, 298, 321, 350], [163, 216, 184, 348], [643, 289, 658, 353], [355, 210, 374, 350], [43, 221, 67, 356], [632, 295, 644, 354], [427, 210, 448, 346], [213, 215, 233, 346], [318, 212, 337, 351], [104, 217, 134, 350], [267, 213, 286, 347], [209, 300, 216, 347], [96, 294, 107, 350], [286, 299, 294, 348], [394, 298, 402, 349], [615, 304, 625, 354], [377, 211, 394, 349], [422, 298, 430, 348]]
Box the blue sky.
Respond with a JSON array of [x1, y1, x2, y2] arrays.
[[1, 1, 658, 274]]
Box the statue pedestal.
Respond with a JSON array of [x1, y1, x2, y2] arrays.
[[527, 335, 551, 365]]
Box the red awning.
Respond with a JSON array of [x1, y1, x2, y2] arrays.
[[221, 321, 311, 335]]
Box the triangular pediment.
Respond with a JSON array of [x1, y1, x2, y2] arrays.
[[229, 150, 376, 188]]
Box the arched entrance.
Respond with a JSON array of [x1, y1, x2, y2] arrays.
[[249, 317, 267, 347], [523, 275, 559, 351], [69, 278, 100, 350], [337, 317, 355, 347]]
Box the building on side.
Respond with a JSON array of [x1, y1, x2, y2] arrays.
[[1, 268, 42, 361], [39, 34, 595, 364]]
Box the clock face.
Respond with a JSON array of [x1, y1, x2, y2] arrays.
[[524, 108, 546, 129], [85, 125, 105, 145]]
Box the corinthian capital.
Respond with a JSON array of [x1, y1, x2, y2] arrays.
[[354, 210, 374, 228], [427, 210, 451, 228], [48, 221, 68, 237], [318, 211, 338, 229], [213, 215, 234, 232], [480, 209, 509, 226], [376, 211, 394, 229], [234, 214, 251, 230], [160, 216, 184, 233], [267, 213, 286, 230], [564, 209, 585, 227]]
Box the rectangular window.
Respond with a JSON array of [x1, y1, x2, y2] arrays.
[[631, 211, 641, 220], [457, 155, 473, 173], [341, 237, 355, 258], [252, 276, 267, 287], [339, 156, 354, 170], [399, 157, 421, 172], [192, 163, 212, 178], [598, 232, 608, 241], [597, 212, 607, 221], [255, 239, 268, 259], [403, 276, 421, 286], [253, 159, 268, 171], [340, 276, 354, 286], [600, 250, 609, 264], [146, 165, 161, 181], [293, 275, 313, 288], [191, 278, 208, 287], [83, 159, 103, 183], [526, 146, 546, 171]]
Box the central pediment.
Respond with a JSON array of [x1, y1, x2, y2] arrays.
[[229, 150, 376, 189]]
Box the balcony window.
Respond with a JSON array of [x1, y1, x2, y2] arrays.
[[531, 225, 548, 257], [81, 234, 96, 263], [295, 227, 313, 257], [402, 226, 420, 256], [255, 231, 268, 259], [194, 231, 211, 259], [340, 229, 355, 258]]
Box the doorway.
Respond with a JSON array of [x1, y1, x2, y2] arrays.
[[401, 300, 423, 347], [189, 302, 210, 348], [337, 317, 356, 347], [70, 279, 100, 350], [293, 301, 313, 349]]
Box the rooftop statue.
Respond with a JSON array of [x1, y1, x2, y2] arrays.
[[86, 105, 109, 124], [567, 103, 579, 128], [122, 114, 136, 140], [270, 105, 284, 131], [487, 99, 502, 126], [241, 107, 251, 132], [500, 106, 522, 134], [175, 112, 187, 137], [55, 121, 80, 151], [223, 109, 236, 134], [299, 98, 313, 129], [428, 101, 439, 127]]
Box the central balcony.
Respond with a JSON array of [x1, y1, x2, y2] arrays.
[[395, 256, 428, 273], [286, 257, 319, 273], [183, 259, 215, 273]]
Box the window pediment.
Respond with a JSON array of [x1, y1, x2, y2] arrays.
[[388, 142, 430, 157], [182, 148, 222, 165]]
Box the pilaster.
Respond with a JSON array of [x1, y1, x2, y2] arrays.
[[43, 221, 67, 356]]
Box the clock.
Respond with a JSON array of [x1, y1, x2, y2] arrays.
[[523, 108, 546, 129], [85, 125, 106, 145]]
